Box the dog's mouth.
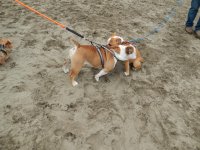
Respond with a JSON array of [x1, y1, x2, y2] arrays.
[[0, 50, 8, 56]]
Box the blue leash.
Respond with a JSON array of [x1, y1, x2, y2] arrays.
[[129, 0, 184, 43]]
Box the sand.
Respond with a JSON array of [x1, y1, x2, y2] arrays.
[[0, 0, 200, 149]]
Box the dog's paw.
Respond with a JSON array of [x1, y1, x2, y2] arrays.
[[72, 81, 78, 87], [124, 72, 129, 76], [62, 66, 69, 74], [95, 75, 99, 82]]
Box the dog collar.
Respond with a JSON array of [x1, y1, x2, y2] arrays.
[[0, 44, 7, 55]]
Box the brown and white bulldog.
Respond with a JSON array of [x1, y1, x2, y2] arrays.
[[107, 34, 144, 76], [62, 38, 136, 86], [0, 39, 13, 65]]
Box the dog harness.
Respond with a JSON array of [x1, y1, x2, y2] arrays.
[[0, 44, 7, 56], [94, 45, 105, 68]]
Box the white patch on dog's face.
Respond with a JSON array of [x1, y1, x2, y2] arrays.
[[114, 45, 136, 61], [107, 36, 124, 45]]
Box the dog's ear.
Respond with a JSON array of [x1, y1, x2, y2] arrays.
[[121, 41, 130, 45], [116, 38, 122, 45], [5, 40, 12, 48], [111, 32, 116, 36]]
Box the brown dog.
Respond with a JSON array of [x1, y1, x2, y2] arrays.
[[121, 41, 144, 75], [0, 39, 12, 65], [107, 33, 124, 47], [63, 38, 136, 86], [107, 34, 144, 76]]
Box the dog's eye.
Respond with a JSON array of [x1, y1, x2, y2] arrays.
[[116, 39, 121, 44]]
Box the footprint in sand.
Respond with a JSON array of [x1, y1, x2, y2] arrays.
[[63, 132, 76, 141], [86, 130, 123, 150], [0, 74, 6, 82], [0, 134, 20, 150], [10, 82, 26, 93], [24, 39, 37, 48], [86, 131, 105, 149], [3, 105, 12, 115], [60, 140, 76, 150], [54, 130, 77, 150], [9, 62, 16, 68], [12, 112, 25, 124], [44, 39, 66, 51], [36, 69, 48, 79], [54, 129, 64, 136]]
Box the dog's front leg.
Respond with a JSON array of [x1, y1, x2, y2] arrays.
[[124, 60, 130, 76], [95, 69, 108, 82]]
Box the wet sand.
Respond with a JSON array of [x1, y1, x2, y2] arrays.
[[0, 0, 200, 149]]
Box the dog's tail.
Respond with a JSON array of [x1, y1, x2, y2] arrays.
[[69, 37, 80, 48]]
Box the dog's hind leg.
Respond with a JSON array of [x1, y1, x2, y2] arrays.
[[95, 69, 108, 82], [62, 47, 78, 74], [69, 56, 84, 86], [62, 59, 69, 74], [69, 69, 79, 86], [134, 60, 142, 70]]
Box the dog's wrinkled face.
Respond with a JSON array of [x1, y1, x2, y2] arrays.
[[107, 33, 124, 46], [0, 39, 12, 49], [0, 39, 13, 65]]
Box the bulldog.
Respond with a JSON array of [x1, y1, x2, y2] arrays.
[[107, 34, 144, 76], [62, 38, 136, 86], [0, 39, 12, 65], [107, 33, 124, 47]]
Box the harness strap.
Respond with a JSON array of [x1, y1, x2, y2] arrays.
[[95, 45, 104, 68], [101, 45, 118, 60], [0, 45, 7, 56]]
